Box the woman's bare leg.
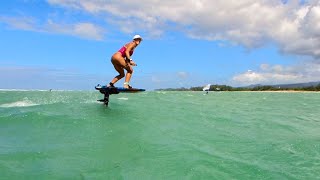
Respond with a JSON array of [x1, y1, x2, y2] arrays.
[[108, 54, 126, 86], [124, 65, 133, 88], [109, 64, 125, 85], [109, 53, 134, 88]]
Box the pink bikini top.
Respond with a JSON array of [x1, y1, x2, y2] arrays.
[[118, 45, 134, 58]]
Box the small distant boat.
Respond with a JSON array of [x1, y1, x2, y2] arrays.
[[203, 84, 211, 94]]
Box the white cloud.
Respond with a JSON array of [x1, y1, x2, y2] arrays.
[[232, 60, 320, 85], [177, 71, 189, 79], [46, 20, 104, 40], [0, 16, 104, 40], [46, 0, 320, 59], [0, 16, 36, 30], [2, 0, 320, 89], [2, 0, 320, 57]]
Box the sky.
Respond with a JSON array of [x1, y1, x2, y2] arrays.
[[0, 0, 320, 90]]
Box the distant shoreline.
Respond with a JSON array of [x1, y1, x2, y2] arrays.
[[156, 90, 320, 93], [233, 90, 320, 93], [156, 83, 320, 92]]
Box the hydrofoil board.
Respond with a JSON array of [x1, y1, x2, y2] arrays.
[[95, 85, 145, 94], [95, 84, 145, 106]]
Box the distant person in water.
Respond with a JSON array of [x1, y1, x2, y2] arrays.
[[107, 35, 142, 89]]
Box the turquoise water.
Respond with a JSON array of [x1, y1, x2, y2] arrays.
[[0, 90, 319, 179]]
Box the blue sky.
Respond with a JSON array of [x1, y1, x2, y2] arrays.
[[0, 0, 319, 90]]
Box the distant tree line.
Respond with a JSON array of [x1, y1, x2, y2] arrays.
[[156, 83, 320, 91]]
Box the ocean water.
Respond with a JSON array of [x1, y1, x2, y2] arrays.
[[0, 90, 319, 179]]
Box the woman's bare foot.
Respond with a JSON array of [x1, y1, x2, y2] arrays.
[[107, 82, 115, 88], [123, 82, 132, 89]]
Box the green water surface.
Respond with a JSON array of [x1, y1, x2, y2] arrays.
[[0, 91, 319, 179]]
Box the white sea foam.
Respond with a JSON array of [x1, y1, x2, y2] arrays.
[[117, 97, 128, 100], [0, 89, 49, 92], [0, 100, 39, 108]]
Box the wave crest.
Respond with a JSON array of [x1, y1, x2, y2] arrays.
[[0, 100, 39, 108]]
